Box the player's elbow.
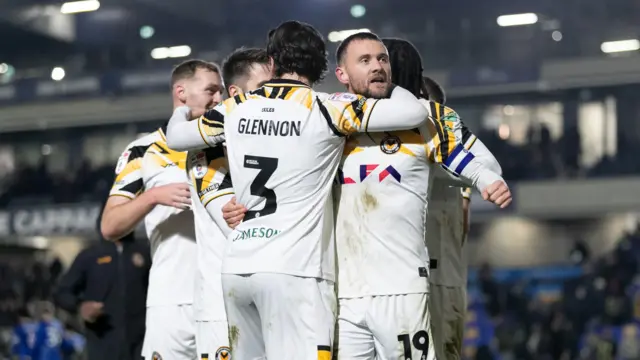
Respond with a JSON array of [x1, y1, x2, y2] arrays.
[[99, 213, 123, 241], [100, 221, 120, 242]]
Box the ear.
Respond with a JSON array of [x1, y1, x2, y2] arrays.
[[228, 85, 241, 98], [335, 66, 349, 86], [174, 83, 187, 104]]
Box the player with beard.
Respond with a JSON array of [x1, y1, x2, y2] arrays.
[[220, 32, 511, 360], [164, 21, 432, 360], [383, 37, 503, 360], [328, 32, 510, 360], [101, 59, 224, 360]]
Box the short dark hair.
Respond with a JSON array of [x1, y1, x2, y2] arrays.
[[423, 76, 446, 104], [336, 32, 382, 64], [266, 20, 328, 85], [171, 59, 220, 87], [222, 48, 270, 94], [381, 38, 424, 98]]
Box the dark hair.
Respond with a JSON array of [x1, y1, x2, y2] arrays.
[[335, 32, 382, 64], [381, 38, 424, 98], [423, 76, 446, 104], [266, 20, 328, 85], [222, 48, 270, 94], [171, 59, 220, 86]]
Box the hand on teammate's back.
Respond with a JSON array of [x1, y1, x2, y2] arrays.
[[80, 301, 104, 323], [148, 183, 192, 209], [222, 197, 246, 229], [482, 180, 512, 209]]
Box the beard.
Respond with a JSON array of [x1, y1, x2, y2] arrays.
[[350, 79, 391, 99]]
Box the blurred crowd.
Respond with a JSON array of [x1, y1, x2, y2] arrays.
[[1, 122, 639, 207], [0, 254, 86, 359], [473, 225, 640, 360], [0, 160, 113, 206], [478, 124, 640, 182]]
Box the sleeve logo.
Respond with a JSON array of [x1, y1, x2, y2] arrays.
[[114, 151, 130, 175], [192, 152, 208, 179], [328, 92, 358, 102]]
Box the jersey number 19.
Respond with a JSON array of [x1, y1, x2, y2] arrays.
[[244, 155, 278, 221]]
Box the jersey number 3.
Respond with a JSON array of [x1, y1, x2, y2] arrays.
[[244, 155, 278, 221]]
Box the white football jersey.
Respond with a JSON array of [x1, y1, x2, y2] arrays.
[[335, 102, 481, 298], [110, 127, 197, 307], [187, 147, 233, 321], [194, 80, 428, 281], [334, 131, 434, 297]]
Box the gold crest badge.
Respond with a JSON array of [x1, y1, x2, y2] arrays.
[[380, 135, 401, 154], [215, 346, 231, 360]]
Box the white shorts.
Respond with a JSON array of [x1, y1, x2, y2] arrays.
[[195, 320, 230, 360], [222, 273, 336, 360], [142, 304, 197, 360], [429, 285, 466, 360], [336, 293, 435, 360]]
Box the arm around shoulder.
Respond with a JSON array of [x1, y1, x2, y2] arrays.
[[364, 86, 428, 132], [166, 106, 226, 151]]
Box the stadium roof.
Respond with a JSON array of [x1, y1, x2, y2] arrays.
[[1, 0, 640, 78]]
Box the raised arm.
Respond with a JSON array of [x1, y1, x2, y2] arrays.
[[166, 104, 227, 151], [321, 85, 428, 136], [467, 137, 502, 175], [420, 101, 510, 206]]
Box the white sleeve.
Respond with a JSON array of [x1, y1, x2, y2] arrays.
[[166, 106, 226, 151], [467, 137, 502, 175], [364, 86, 428, 132], [431, 136, 503, 187], [321, 86, 427, 135], [440, 155, 504, 193], [188, 147, 234, 236], [204, 193, 235, 237]]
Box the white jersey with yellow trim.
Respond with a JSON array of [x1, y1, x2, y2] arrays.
[[334, 130, 436, 297], [186, 80, 429, 281], [334, 100, 500, 298], [187, 146, 234, 321], [110, 128, 197, 307]]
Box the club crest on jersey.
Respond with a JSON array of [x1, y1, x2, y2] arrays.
[[328, 92, 358, 103], [380, 135, 401, 154], [151, 352, 162, 360], [215, 346, 231, 360], [192, 151, 208, 179], [115, 151, 130, 174]]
